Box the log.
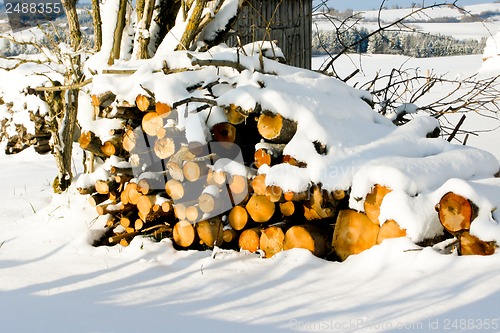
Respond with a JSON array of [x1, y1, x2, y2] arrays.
[[257, 111, 297, 143], [79, 131, 106, 158], [185, 205, 201, 222], [156, 102, 172, 117], [332, 189, 346, 201], [239, 228, 262, 253], [377, 219, 406, 244], [173, 203, 188, 220], [228, 205, 249, 231], [265, 185, 283, 203], [254, 148, 271, 168], [91, 91, 116, 107], [459, 231, 496, 256], [279, 201, 296, 217], [303, 186, 333, 220], [183, 161, 205, 182], [137, 175, 165, 195], [122, 128, 138, 152], [120, 211, 137, 229], [173, 220, 196, 248], [436, 192, 476, 234], [88, 193, 109, 207], [154, 136, 176, 159], [166, 161, 185, 181], [206, 169, 226, 187], [229, 174, 247, 195], [142, 112, 163, 136], [95, 179, 118, 195], [136, 195, 156, 215], [332, 210, 380, 261], [246, 195, 275, 223], [165, 179, 184, 200], [212, 122, 236, 143], [198, 185, 220, 213], [196, 218, 224, 247], [260, 226, 285, 258], [223, 228, 239, 245], [136, 94, 154, 112], [283, 224, 330, 257], [251, 174, 267, 196], [224, 104, 246, 125], [101, 136, 122, 157], [364, 184, 392, 224]]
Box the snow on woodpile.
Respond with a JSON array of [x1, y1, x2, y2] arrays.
[[86, 43, 500, 258]]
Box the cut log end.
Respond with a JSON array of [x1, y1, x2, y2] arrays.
[[332, 210, 380, 261], [437, 192, 473, 234]]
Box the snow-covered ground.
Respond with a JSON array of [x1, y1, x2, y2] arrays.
[[0, 51, 499, 332]]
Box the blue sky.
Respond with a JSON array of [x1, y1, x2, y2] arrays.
[[324, 0, 495, 11]]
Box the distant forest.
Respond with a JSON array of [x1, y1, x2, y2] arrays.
[[312, 28, 487, 57]]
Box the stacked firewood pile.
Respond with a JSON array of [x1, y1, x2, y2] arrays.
[[80, 85, 351, 257], [0, 96, 52, 155], [77, 55, 498, 260]]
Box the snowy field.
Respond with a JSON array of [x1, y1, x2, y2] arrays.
[[313, 3, 500, 40], [0, 50, 499, 333]]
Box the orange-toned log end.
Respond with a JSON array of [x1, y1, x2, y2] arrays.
[[173, 220, 196, 248], [155, 102, 172, 117], [136, 94, 153, 112], [459, 231, 496, 256], [437, 192, 473, 234], [196, 219, 224, 248], [239, 228, 262, 253], [364, 184, 392, 224], [246, 195, 275, 223], [332, 209, 380, 261], [212, 122, 236, 143], [279, 201, 295, 217], [142, 112, 163, 136], [223, 228, 239, 244], [377, 219, 407, 244], [122, 128, 137, 152], [154, 137, 176, 159], [260, 226, 285, 258], [254, 148, 271, 168], [228, 206, 249, 231], [283, 225, 329, 258], [251, 174, 267, 196], [257, 112, 297, 143]]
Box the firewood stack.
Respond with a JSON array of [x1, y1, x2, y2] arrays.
[[80, 66, 348, 256]]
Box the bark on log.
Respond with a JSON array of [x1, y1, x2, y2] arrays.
[[459, 231, 496, 256], [332, 209, 380, 261]]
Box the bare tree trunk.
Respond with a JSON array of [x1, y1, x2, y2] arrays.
[[109, 0, 128, 65], [91, 0, 102, 51], [136, 0, 155, 59], [49, 0, 83, 192]]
